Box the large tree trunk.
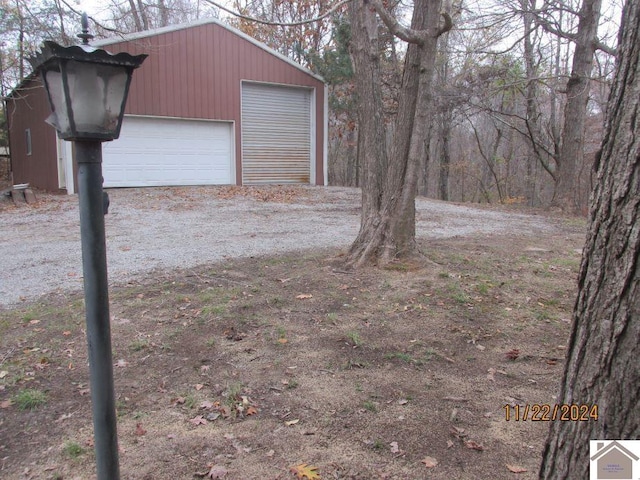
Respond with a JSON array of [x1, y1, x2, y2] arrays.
[[346, 0, 388, 262], [552, 0, 603, 213], [539, 1, 640, 477], [347, 0, 445, 267]]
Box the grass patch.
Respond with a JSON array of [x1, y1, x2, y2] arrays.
[[14, 388, 47, 410], [346, 331, 363, 347], [384, 352, 413, 363], [363, 400, 377, 412], [63, 441, 85, 459], [129, 339, 149, 352]]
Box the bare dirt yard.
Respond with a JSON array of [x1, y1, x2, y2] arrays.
[[0, 186, 587, 479]]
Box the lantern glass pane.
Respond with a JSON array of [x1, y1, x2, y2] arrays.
[[66, 60, 129, 137], [43, 69, 72, 136]]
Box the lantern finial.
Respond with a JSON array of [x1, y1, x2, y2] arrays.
[[78, 13, 93, 45]]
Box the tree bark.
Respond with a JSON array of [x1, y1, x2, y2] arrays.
[[539, 0, 640, 477], [552, 0, 603, 213], [347, 0, 446, 267], [347, 0, 388, 261], [128, 0, 144, 31]]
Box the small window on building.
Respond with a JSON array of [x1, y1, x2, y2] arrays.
[[25, 129, 32, 156]]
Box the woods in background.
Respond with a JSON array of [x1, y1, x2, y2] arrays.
[[0, 0, 621, 213]]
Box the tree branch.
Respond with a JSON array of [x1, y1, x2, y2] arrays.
[[532, 10, 617, 57], [202, 0, 352, 26], [437, 11, 453, 37], [58, 0, 122, 34], [368, 0, 426, 44]]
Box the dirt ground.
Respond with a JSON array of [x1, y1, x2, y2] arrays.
[[0, 189, 586, 479]]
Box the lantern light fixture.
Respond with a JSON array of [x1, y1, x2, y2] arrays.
[[29, 14, 147, 141]]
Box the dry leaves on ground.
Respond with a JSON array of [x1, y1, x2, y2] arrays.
[[290, 463, 321, 479], [421, 456, 438, 468], [195, 463, 228, 478], [506, 464, 528, 473]]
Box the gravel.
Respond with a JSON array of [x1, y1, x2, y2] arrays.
[[1, 186, 560, 307]]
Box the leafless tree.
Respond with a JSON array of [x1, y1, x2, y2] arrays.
[[539, 0, 639, 475]]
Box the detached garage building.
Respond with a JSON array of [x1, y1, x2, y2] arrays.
[[7, 18, 327, 193]]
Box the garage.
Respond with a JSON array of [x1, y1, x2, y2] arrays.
[[102, 116, 233, 188], [8, 18, 326, 192], [242, 82, 313, 184]]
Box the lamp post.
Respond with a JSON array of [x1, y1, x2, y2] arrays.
[[29, 15, 146, 480]]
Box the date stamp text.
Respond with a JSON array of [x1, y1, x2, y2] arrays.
[[504, 404, 598, 421]]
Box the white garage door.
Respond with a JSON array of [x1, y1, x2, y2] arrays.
[[102, 116, 233, 187], [242, 83, 312, 184]]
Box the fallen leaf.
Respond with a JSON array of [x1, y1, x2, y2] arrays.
[[195, 463, 228, 479], [278, 338, 289, 344], [390, 441, 400, 453], [446, 440, 454, 448], [289, 463, 320, 479], [246, 406, 258, 415], [206, 464, 228, 478], [62, 331, 71, 336], [1, 399, 13, 408], [189, 415, 207, 426], [450, 426, 466, 439], [398, 399, 409, 405], [115, 359, 128, 367], [295, 294, 313, 299], [421, 456, 438, 468], [173, 396, 186, 405], [135, 423, 146, 436], [0, 370, 8, 379], [285, 419, 300, 426], [506, 464, 528, 473], [465, 440, 484, 451], [200, 400, 214, 409], [487, 368, 496, 381], [195, 384, 204, 391], [505, 349, 520, 360]]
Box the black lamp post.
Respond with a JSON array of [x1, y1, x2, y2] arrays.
[[29, 15, 146, 480]]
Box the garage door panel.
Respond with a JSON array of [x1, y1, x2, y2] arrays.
[[103, 116, 232, 187], [242, 83, 312, 185]]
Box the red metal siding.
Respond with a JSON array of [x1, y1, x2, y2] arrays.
[[104, 22, 325, 185], [9, 20, 326, 189], [7, 77, 60, 191]]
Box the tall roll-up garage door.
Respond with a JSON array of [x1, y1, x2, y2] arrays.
[[102, 116, 233, 187], [241, 83, 312, 184]]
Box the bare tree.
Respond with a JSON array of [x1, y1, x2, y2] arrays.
[[346, 0, 451, 266], [539, 0, 639, 476], [552, 0, 605, 212]]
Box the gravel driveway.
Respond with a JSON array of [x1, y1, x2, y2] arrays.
[[1, 186, 560, 307]]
